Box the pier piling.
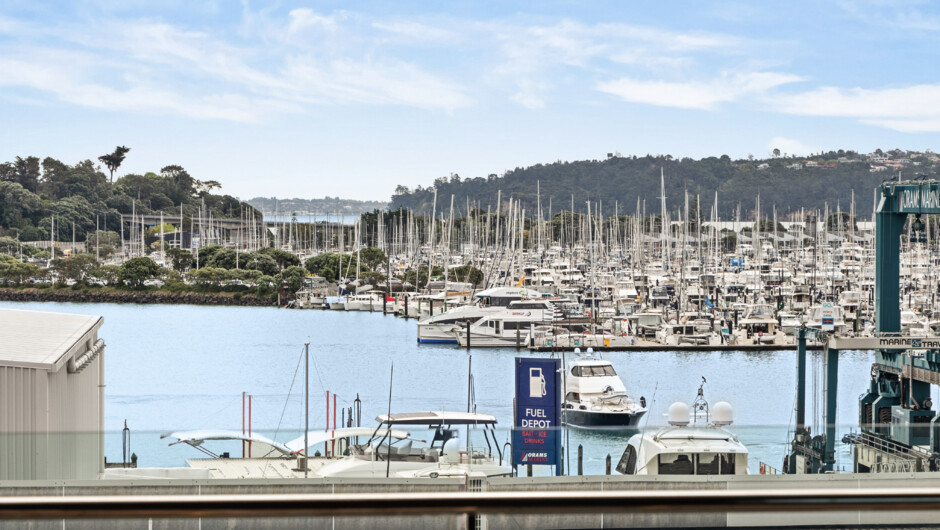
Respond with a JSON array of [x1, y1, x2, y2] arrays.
[[577, 445, 583, 476]]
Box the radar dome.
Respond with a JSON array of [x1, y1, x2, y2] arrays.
[[712, 401, 734, 426], [667, 402, 690, 426], [574, 348, 581, 353], [586, 348, 594, 353]]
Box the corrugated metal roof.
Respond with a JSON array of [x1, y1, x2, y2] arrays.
[[0, 308, 102, 370]]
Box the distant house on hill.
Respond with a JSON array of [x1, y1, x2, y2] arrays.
[[757, 163, 770, 170], [805, 161, 818, 168], [786, 163, 802, 170], [870, 165, 888, 172]]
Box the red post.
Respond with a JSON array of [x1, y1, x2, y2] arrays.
[[248, 394, 253, 458], [332, 393, 337, 456], [241, 392, 246, 458], [325, 390, 330, 457]]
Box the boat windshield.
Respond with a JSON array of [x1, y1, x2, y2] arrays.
[[744, 305, 774, 319], [571, 365, 616, 377]]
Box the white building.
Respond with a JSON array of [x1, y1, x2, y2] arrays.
[[0, 309, 105, 480]]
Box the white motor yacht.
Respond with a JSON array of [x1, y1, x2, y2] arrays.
[[314, 411, 512, 479], [455, 299, 558, 347], [562, 352, 647, 428], [615, 381, 748, 476], [735, 303, 784, 345], [416, 286, 544, 344]]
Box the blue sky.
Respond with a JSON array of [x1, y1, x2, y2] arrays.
[[1, 1, 939, 201]]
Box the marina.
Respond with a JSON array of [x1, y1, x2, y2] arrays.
[[0, 299, 874, 475]]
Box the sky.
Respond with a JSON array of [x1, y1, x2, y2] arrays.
[[1, 1, 940, 201]]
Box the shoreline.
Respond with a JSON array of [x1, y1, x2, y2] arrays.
[[0, 287, 278, 307]]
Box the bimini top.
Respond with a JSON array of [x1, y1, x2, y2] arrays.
[[161, 430, 293, 455], [375, 411, 498, 425]]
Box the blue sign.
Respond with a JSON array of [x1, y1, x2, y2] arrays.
[[513, 357, 562, 473]]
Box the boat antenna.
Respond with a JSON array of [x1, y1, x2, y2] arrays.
[[692, 376, 708, 424], [386, 362, 394, 478]]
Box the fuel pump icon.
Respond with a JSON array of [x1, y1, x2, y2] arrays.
[[529, 367, 547, 398]]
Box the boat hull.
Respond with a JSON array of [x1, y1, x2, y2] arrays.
[[563, 408, 647, 428], [417, 324, 459, 344]]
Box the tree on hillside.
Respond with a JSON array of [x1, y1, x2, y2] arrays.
[[98, 146, 131, 184], [772, 148, 781, 158]]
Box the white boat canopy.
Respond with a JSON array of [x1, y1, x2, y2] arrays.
[[160, 430, 292, 455], [376, 411, 498, 425], [284, 427, 411, 454]]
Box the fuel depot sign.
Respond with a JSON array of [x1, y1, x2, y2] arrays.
[[513, 357, 562, 473]]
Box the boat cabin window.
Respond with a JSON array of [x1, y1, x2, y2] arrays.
[[511, 302, 549, 310], [571, 365, 616, 377], [616, 445, 638, 474], [565, 392, 580, 403], [658, 453, 736, 475]]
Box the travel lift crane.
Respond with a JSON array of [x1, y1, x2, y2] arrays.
[[787, 179, 940, 474]]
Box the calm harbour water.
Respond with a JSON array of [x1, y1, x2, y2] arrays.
[[1, 300, 885, 474]]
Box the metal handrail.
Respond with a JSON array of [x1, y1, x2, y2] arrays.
[[5, 488, 940, 520]]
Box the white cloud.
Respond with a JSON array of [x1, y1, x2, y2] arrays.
[[768, 137, 816, 157], [597, 72, 804, 110], [287, 8, 342, 34], [283, 56, 472, 110], [0, 10, 474, 121], [773, 84, 940, 132], [371, 20, 456, 43]]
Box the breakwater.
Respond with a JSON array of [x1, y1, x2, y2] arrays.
[[0, 287, 277, 306]]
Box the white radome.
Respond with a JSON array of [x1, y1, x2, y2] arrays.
[[667, 401, 690, 426], [712, 401, 734, 426]]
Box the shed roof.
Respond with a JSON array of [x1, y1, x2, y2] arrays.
[[0, 308, 102, 370]]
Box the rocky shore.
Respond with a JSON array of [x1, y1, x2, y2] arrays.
[[0, 287, 278, 307]]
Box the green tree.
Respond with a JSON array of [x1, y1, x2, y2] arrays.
[[51, 253, 99, 283], [165, 248, 193, 272], [358, 247, 387, 270], [0, 254, 40, 284], [450, 264, 484, 287], [87, 265, 121, 285], [258, 247, 301, 269], [276, 265, 307, 294], [0, 181, 42, 230], [206, 248, 238, 269], [242, 252, 279, 276], [98, 146, 131, 184], [304, 253, 359, 281], [187, 267, 232, 286], [118, 257, 160, 287], [197, 245, 223, 267]]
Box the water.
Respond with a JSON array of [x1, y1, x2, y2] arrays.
[[0, 300, 879, 474]]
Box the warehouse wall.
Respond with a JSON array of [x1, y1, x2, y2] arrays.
[[0, 328, 104, 481]]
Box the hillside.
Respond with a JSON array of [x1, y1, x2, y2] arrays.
[[0, 155, 258, 242], [391, 150, 940, 218], [246, 197, 388, 217]]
